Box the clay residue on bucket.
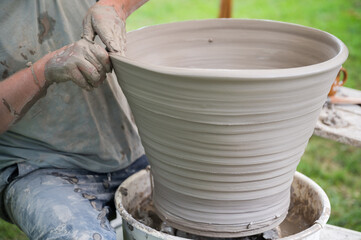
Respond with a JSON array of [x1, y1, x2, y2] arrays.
[[131, 197, 163, 231], [277, 178, 320, 237], [130, 196, 282, 240]]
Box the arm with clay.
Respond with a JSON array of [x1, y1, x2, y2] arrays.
[[0, 39, 111, 134], [0, 52, 54, 134]]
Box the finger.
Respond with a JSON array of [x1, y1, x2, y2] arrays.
[[84, 50, 104, 75], [76, 58, 101, 87], [91, 73, 106, 88], [82, 13, 95, 42], [90, 44, 112, 73], [96, 27, 121, 53], [84, 53, 107, 87], [115, 19, 127, 56], [84, 56, 107, 88], [92, 13, 123, 53], [70, 66, 92, 91]]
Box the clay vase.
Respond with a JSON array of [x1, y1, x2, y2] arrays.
[[110, 19, 348, 238]]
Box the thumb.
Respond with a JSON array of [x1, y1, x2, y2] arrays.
[[82, 13, 95, 42], [94, 19, 124, 54]]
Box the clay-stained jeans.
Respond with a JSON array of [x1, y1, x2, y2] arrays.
[[3, 155, 148, 240]]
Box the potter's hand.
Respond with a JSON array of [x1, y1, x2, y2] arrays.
[[44, 39, 111, 91], [82, 4, 126, 54]]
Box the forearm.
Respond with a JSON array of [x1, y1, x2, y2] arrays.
[[0, 52, 55, 134], [96, 0, 149, 18]]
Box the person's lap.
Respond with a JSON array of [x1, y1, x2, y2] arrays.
[[3, 155, 148, 240]]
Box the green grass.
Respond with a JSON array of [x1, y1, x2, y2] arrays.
[[1, 0, 360, 238], [299, 136, 361, 231], [0, 220, 27, 240]]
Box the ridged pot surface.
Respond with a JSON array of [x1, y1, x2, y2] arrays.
[[110, 19, 347, 237]]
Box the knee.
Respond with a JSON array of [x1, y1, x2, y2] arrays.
[[3, 173, 117, 240]]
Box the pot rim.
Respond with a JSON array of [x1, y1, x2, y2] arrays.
[[110, 18, 348, 80]]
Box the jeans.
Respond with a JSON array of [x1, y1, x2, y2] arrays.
[[3, 155, 148, 240]]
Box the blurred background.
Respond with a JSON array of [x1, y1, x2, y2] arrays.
[[1, 0, 360, 239]]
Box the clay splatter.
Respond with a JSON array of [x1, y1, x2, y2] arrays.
[[21, 53, 28, 60], [2, 69, 9, 79], [38, 12, 56, 44], [29, 49, 36, 55], [0, 60, 9, 68]]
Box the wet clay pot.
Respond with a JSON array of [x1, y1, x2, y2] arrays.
[[110, 19, 347, 237]]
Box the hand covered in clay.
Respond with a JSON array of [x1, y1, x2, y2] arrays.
[[82, 4, 126, 55], [44, 39, 111, 91]]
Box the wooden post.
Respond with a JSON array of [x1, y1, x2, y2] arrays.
[[219, 0, 233, 18]]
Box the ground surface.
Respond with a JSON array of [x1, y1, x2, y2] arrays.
[[0, 0, 360, 239]]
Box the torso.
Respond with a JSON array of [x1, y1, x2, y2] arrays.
[[0, 0, 144, 172]]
